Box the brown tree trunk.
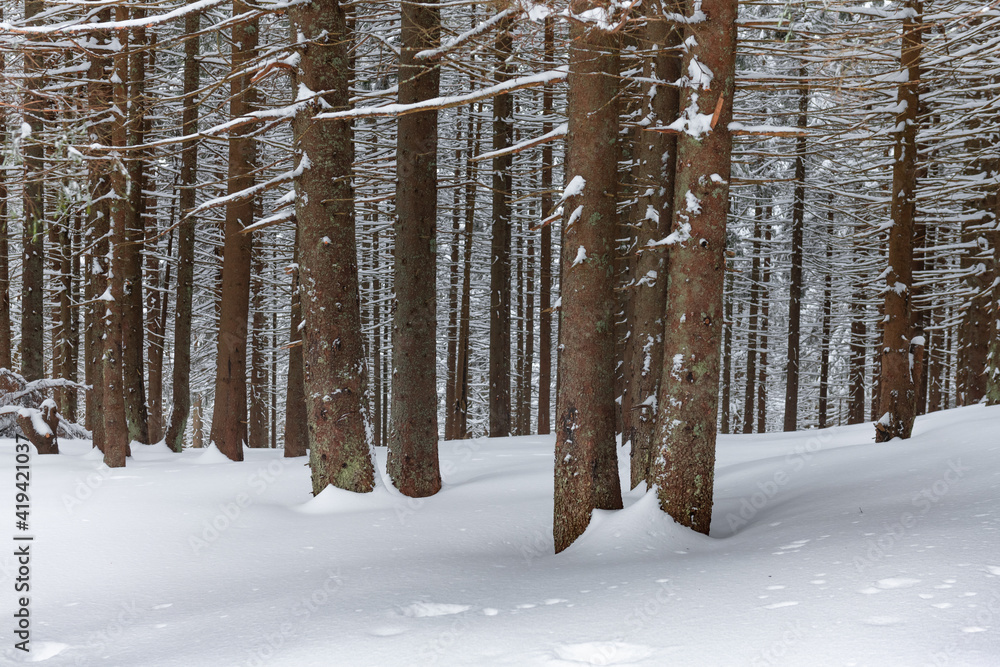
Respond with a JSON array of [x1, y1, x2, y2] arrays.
[[521, 211, 536, 435], [553, 13, 624, 554], [538, 17, 555, 436], [625, 7, 680, 487], [291, 0, 376, 493], [489, 16, 514, 438], [444, 145, 463, 441], [283, 246, 308, 457], [371, 229, 383, 448], [818, 229, 832, 428], [454, 111, 478, 439], [210, 7, 259, 461], [783, 63, 808, 433], [121, 13, 150, 445], [388, 0, 442, 497], [165, 5, 201, 452], [85, 10, 112, 446], [147, 214, 171, 444], [757, 215, 771, 433], [21, 0, 46, 382], [248, 237, 269, 449], [720, 271, 734, 434], [651, 0, 737, 535], [875, 0, 922, 443], [102, 15, 133, 468], [743, 200, 763, 434]]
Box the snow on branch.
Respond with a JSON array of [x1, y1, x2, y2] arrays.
[[472, 122, 567, 162], [313, 67, 569, 122], [415, 7, 515, 61]]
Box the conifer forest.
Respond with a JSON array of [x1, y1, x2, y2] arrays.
[[0, 0, 999, 663]]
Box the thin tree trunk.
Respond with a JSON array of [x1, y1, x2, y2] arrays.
[[743, 200, 763, 434], [249, 237, 269, 449], [651, 0, 737, 535], [875, 0, 922, 442], [553, 13, 624, 554], [538, 17, 555, 435], [625, 6, 680, 486], [165, 4, 201, 452], [757, 215, 771, 433], [489, 16, 514, 438], [454, 108, 479, 439], [783, 62, 808, 433], [102, 13, 132, 468], [283, 240, 308, 458], [444, 145, 462, 440], [389, 0, 442, 497], [818, 228, 832, 428], [210, 6, 259, 461], [121, 11, 150, 445], [21, 0, 46, 382]]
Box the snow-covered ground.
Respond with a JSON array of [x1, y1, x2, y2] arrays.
[[2, 404, 999, 666]]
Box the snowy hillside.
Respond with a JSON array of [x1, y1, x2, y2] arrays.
[[3, 404, 999, 666]]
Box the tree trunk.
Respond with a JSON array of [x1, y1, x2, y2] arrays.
[[454, 110, 479, 439], [650, 0, 737, 535], [553, 13, 624, 554], [489, 16, 514, 438], [291, 0, 376, 493], [743, 199, 763, 434], [875, 0, 922, 443], [0, 14, 9, 372], [21, 0, 46, 382], [783, 62, 808, 433], [625, 7, 680, 487], [210, 6, 259, 461], [444, 144, 463, 440], [102, 15, 133, 468], [248, 237, 269, 449], [818, 229, 832, 428], [283, 237, 308, 457], [757, 214, 771, 433], [121, 15, 150, 445], [165, 4, 201, 452], [538, 17, 555, 435], [388, 0, 442, 497]]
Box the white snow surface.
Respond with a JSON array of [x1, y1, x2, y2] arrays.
[[3, 404, 1000, 665]]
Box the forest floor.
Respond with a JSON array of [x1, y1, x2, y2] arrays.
[[2, 404, 999, 666]]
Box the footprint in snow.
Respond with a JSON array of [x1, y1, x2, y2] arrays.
[[863, 616, 903, 626], [550, 641, 654, 665], [874, 577, 922, 590], [761, 601, 799, 610], [398, 602, 471, 618]]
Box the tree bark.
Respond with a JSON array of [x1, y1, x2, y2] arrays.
[[284, 240, 308, 457], [538, 17, 555, 435], [489, 16, 514, 438], [783, 63, 808, 433], [388, 0, 442, 497], [291, 0, 376, 493], [210, 6, 259, 461], [625, 7, 680, 487], [553, 12, 624, 553], [743, 200, 763, 433], [650, 0, 737, 535], [20, 0, 46, 382], [875, 0, 922, 442], [165, 5, 201, 452]]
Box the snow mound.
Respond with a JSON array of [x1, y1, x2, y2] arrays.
[[551, 641, 654, 665], [564, 490, 714, 559], [294, 482, 399, 514], [190, 443, 234, 464]]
